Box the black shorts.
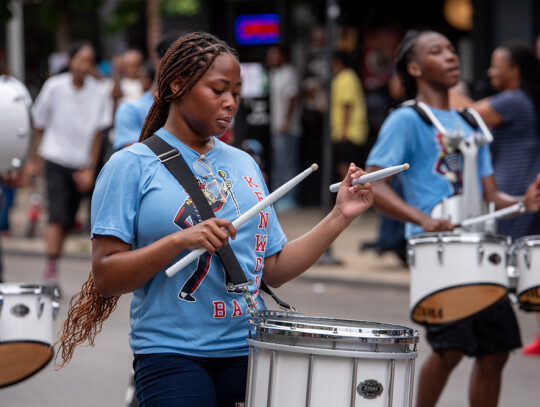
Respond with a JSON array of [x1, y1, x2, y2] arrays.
[[45, 160, 84, 229], [425, 297, 522, 357]]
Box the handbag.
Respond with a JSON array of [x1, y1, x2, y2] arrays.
[[143, 135, 294, 312]]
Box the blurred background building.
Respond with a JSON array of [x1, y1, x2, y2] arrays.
[[1, 0, 539, 202]]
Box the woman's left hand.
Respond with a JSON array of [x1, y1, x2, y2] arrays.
[[334, 163, 374, 221], [524, 174, 540, 212]]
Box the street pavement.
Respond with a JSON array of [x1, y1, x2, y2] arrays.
[[2, 187, 539, 406], [1, 186, 410, 289]]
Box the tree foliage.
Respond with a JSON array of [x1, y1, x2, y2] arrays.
[[0, 0, 202, 28]]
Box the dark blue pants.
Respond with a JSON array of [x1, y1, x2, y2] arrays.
[[133, 353, 248, 407]]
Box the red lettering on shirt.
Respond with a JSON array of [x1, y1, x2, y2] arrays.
[[231, 300, 243, 317], [255, 234, 267, 252], [243, 176, 259, 188], [253, 275, 261, 298], [254, 191, 264, 202], [254, 257, 263, 273], [213, 301, 226, 318], [258, 212, 269, 229]]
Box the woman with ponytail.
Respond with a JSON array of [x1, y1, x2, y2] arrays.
[[54, 32, 373, 406]]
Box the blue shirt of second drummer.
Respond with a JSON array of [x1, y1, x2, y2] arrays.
[[113, 91, 154, 150], [366, 105, 493, 238], [91, 128, 287, 358]]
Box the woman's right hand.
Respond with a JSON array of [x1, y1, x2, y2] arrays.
[[177, 218, 237, 254], [420, 216, 455, 233]]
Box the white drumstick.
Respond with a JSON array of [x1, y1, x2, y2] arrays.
[[166, 164, 319, 278], [329, 163, 410, 193], [458, 202, 526, 227]]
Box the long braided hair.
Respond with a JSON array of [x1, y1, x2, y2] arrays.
[[53, 32, 239, 369]]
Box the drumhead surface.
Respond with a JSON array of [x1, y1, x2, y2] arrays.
[[0, 341, 53, 388], [412, 284, 507, 325]]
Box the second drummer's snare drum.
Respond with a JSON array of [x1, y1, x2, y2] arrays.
[[407, 232, 510, 325], [513, 235, 540, 311], [245, 311, 419, 407]]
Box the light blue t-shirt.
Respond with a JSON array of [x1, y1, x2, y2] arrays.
[[113, 91, 154, 150], [366, 105, 493, 238], [91, 128, 287, 357]]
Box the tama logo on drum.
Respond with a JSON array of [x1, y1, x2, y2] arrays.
[[414, 306, 443, 320], [357, 379, 384, 399], [11, 303, 30, 317]]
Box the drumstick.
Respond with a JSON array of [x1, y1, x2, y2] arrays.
[[457, 202, 526, 228], [328, 163, 410, 193], [166, 164, 319, 278]]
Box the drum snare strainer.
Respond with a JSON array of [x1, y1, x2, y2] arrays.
[[245, 310, 419, 407]]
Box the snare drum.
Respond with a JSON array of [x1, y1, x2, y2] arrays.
[[513, 235, 540, 311], [407, 232, 510, 325], [0, 283, 59, 388], [245, 311, 419, 407]]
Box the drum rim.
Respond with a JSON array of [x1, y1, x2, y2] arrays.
[[407, 231, 510, 246], [249, 311, 419, 343], [246, 338, 419, 359], [0, 283, 59, 297], [513, 235, 540, 247]]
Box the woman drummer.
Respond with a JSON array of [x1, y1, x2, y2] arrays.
[[54, 32, 373, 406], [365, 30, 540, 407]]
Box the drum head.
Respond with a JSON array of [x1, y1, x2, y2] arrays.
[[411, 284, 507, 325], [518, 288, 540, 311], [0, 341, 53, 388]]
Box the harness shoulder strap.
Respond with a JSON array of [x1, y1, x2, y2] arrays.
[[142, 135, 295, 311]]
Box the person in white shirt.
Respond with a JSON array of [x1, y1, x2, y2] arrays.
[[25, 40, 112, 292]]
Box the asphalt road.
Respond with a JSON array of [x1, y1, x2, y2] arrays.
[[1, 252, 539, 406]]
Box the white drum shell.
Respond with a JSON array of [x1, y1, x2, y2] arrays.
[[0, 79, 32, 172], [514, 236, 540, 303], [245, 311, 418, 407], [407, 232, 510, 324], [0, 284, 58, 346]]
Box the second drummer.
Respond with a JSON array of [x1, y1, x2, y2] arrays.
[[365, 30, 540, 407]]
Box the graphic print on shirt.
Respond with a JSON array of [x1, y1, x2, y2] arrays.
[[174, 170, 238, 303], [434, 132, 463, 195]]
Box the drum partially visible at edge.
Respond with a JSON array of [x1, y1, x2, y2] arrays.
[[245, 310, 419, 407], [0, 76, 32, 173], [0, 283, 60, 388], [513, 235, 540, 312]]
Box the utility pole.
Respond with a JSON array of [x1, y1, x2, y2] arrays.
[[317, 0, 342, 266], [6, 0, 25, 81]]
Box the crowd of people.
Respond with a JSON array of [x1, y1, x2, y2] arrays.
[[0, 25, 540, 407]]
